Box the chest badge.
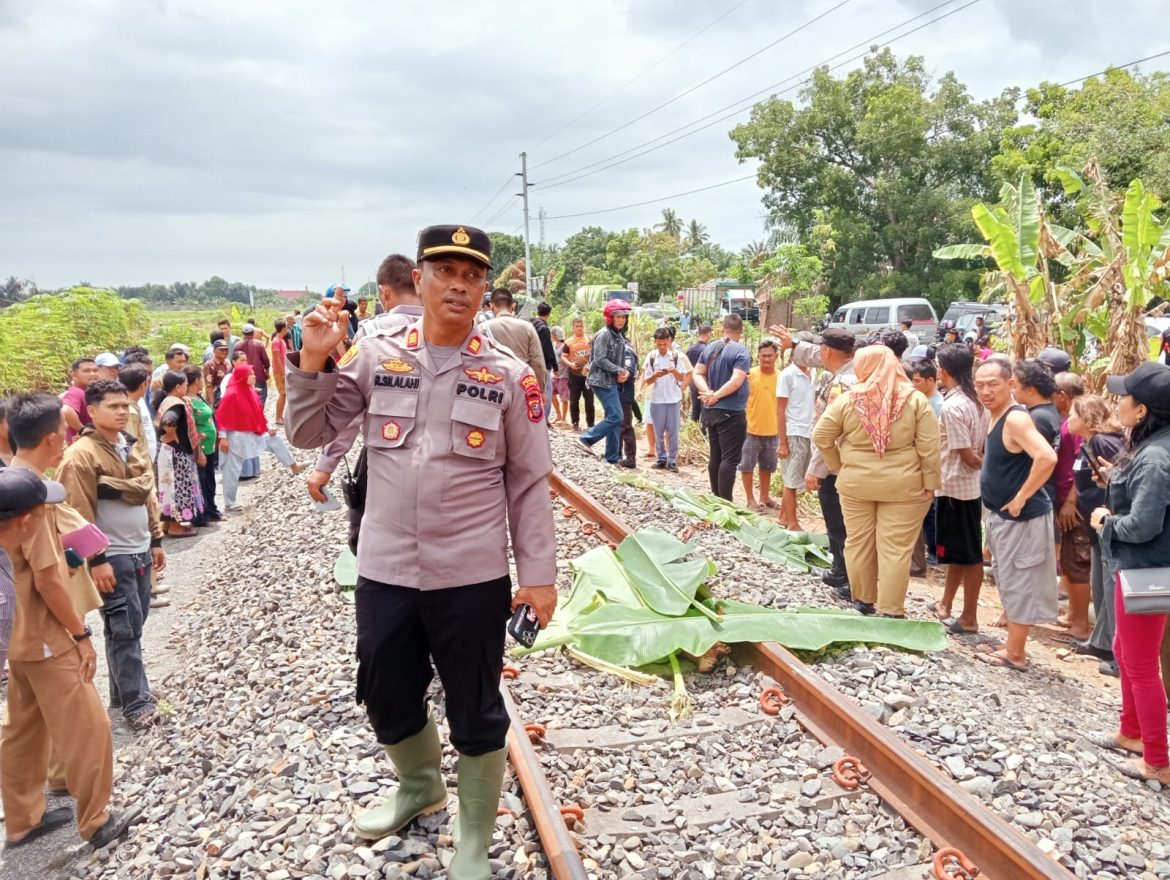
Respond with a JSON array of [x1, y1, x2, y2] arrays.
[[381, 420, 401, 442], [466, 429, 486, 449], [463, 367, 502, 384], [382, 358, 414, 373]]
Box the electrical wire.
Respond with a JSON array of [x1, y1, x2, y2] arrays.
[[469, 172, 517, 223], [543, 174, 756, 220], [529, 0, 853, 170], [532, 0, 752, 151], [533, 0, 980, 192], [1056, 49, 1170, 87]]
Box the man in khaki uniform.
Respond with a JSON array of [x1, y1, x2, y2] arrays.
[[0, 464, 127, 850], [286, 225, 556, 880]]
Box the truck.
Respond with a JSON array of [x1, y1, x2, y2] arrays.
[[677, 279, 759, 324], [574, 284, 638, 312]]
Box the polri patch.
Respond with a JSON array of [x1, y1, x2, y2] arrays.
[[381, 420, 401, 442], [520, 374, 543, 423], [337, 344, 360, 368], [466, 429, 486, 449], [463, 366, 502, 384]]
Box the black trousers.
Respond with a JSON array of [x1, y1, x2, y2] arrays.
[[702, 409, 747, 500], [567, 373, 594, 428], [689, 385, 703, 422], [620, 402, 637, 462], [197, 451, 219, 517], [818, 474, 848, 579], [354, 575, 511, 756]]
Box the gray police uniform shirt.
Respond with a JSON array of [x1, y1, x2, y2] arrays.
[[792, 341, 857, 480], [313, 303, 424, 475], [285, 317, 556, 591]]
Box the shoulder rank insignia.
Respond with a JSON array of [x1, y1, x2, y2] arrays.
[[463, 366, 502, 384], [466, 429, 485, 448], [382, 358, 414, 373], [405, 327, 420, 349], [337, 344, 360, 368], [452, 227, 471, 245], [519, 374, 543, 423], [381, 420, 401, 442], [465, 336, 483, 355]]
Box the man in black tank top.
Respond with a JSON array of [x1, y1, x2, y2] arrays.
[[975, 358, 1059, 671]]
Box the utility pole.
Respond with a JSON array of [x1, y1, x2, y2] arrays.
[[518, 152, 532, 294], [538, 207, 546, 251]]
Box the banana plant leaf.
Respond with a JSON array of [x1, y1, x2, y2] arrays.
[[334, 549, 357, 588], [614, 529, 720, 622], [568, 600, 947, 668]]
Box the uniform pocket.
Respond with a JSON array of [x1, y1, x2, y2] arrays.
[[366, 394, 417, 449], [450, 398, 502, 460]]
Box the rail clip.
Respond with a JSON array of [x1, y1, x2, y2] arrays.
[[832, 756, 870, 789], [524, 723, 546, 744], [759, 687, 790, 715], [932, 847, 980, 879], [559, 804, 585, 829], [501, 666, 520, 680]]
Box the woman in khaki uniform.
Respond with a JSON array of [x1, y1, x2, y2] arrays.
[[813, 345, 941, 617]]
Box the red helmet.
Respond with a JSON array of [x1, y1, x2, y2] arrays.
[[603, 299, 633, 326]]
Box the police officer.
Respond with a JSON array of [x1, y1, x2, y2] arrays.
[[285, 225, 556, 880]]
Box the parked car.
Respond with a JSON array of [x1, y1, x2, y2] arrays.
[[828, 297, 938, 341], [634, 303, 682, 325], [938, 302, 1008, 339]]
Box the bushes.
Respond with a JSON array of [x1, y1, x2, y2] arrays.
[[0, 287, 150, 394]]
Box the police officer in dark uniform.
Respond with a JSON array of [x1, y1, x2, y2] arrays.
[[285, 226, 557, 880]]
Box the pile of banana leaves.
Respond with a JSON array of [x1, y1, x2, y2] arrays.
[[516, 528, 946, 718], [614, 474, 833, 572]]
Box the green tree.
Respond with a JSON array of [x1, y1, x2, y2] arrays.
[[580, 266, 625, 286], [729, 49, 1017, 311], [488, 233, 526, 278], [547, 227, 614, 304], [656, 208, 682, 239], [626, 231, 685, 302], [994, 68, 1170, 207], [684, 219, 709, 253], [678, 256, 719, 288], [356, 281, 378, 301]]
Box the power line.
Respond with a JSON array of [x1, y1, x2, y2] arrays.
[[529, 0, 853, 171], [531, 0, 752, 151], [544, 174, 756, 220], [534, 0, 980, 192], [482, 193, 517, 229], [469, 172, 516, 224], [1056, 49, 1170, 87]]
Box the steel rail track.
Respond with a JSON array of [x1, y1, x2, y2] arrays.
[[525, 471, 1073, 880]]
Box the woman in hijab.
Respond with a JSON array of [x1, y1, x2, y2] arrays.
[[812, 345, 941, 617], [216, 364, 302, 512], [154, 370, 204, 536]]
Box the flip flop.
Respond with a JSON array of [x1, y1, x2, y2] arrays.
[[925, 601, 950, 621], [976, 650, 1029, 673], [1050, 632, 1089, 645], [1083, 731, 1142, 755], [761, 499, 779, 509], [5, 806, 73, 849], [943, 617, 980, 635]]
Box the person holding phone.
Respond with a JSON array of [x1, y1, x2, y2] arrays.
[[285, 225, 556, 878], [643, 327, 689, 472]]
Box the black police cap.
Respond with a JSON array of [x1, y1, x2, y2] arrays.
[[416, 225, 492, 270]]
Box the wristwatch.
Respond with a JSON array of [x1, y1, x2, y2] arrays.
[[72, 626, 93, 642]]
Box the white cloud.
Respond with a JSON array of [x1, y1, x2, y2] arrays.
[[1, 0, 1166, 289]]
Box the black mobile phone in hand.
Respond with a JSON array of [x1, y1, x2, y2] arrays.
[[508, 604, 541, 648]]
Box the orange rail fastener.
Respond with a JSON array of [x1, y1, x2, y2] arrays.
[[562, 505, 577, 518], [759, 687, 790, 715], [559, 804, 585, 829], [580, 521, 600, 536], [525, 723, 547, 744], [502, 666, 520, 680], [932, 847, 980, 879], [832, 756, 870, 790]]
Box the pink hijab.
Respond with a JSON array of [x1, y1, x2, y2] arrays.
[[847, 346, 914, 458]]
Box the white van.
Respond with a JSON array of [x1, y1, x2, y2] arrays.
[[828, 297, 938, 341]]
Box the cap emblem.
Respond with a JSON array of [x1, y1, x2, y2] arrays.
[[452, 227, 471, 246]]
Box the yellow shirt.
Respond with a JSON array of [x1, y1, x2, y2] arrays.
[[745, 367, 779, 436]]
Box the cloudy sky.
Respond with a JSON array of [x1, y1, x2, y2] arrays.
[[1, 0, 1166, 291]]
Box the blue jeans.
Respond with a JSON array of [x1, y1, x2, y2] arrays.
[[581, 384, 622, 463]]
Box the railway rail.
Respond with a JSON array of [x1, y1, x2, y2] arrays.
[[497, 471, 1074, 880]]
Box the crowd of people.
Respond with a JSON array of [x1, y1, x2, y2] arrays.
[[0, 314, 312, 850]]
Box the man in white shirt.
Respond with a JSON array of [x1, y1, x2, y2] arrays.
[[643, 328, 690, 471], [775, 350, 814, 530], [899, 320, 920, 356]]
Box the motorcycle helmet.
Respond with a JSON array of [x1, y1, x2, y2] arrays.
[[603, 299, 633, 327]]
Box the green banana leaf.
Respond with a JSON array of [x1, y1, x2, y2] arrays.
[[334, 549, 357, 588], [568, 600, 947, 668], [614, 529, 721, 622]]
